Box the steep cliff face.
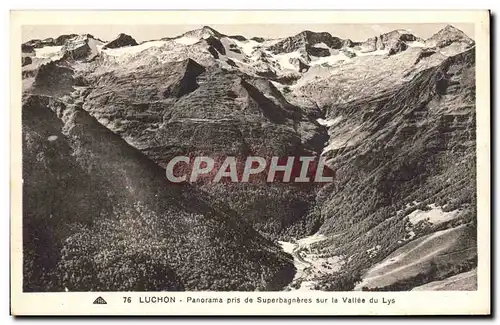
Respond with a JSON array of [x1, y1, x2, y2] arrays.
[[21, 24, 477, 291]]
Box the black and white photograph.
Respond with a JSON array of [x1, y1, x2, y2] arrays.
[[10, 9, 491, 316]]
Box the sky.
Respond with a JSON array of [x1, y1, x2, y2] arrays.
[[22, 23, 474, 43]]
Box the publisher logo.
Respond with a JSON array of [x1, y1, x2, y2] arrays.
[[93, 296, 107, 304]]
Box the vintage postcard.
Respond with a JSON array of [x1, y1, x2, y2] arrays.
[[10, 10, 490, 316]]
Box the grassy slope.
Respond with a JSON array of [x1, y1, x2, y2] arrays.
[[355, 225, 476, 289]]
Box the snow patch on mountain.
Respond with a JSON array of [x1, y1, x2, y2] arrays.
[[103, 40, 167, 56], [411, 269, 477, 291]]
